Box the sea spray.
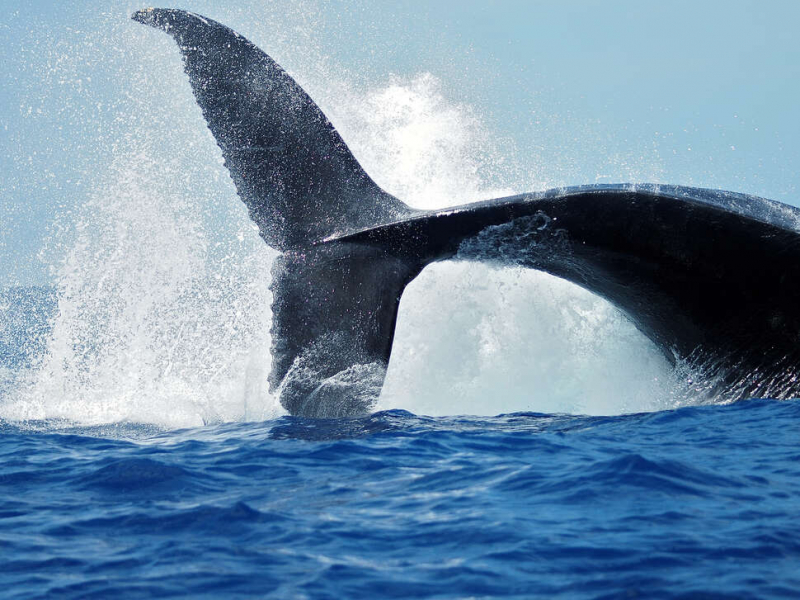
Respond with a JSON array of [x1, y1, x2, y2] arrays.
[[3, 7, 693, 424], [3, 149, 277, 427]]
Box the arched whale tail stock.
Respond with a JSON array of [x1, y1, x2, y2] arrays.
[[134, 8, 800, 416]]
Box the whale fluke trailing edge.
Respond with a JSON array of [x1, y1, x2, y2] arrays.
[[133, 8, 800, 416]]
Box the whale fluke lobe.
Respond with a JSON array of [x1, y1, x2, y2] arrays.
[[133, 8, 424, 416], [134, 9, 800, 416], [132, 8, 413, 251]]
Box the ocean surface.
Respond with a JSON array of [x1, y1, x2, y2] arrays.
[[1, 288, 799, 599]]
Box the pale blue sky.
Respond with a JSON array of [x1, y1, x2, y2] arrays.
[[2, 0, 799, 286]]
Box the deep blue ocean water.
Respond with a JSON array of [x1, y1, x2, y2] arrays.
[[2, 288, 800, 599]]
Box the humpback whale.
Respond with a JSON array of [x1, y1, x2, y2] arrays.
[[133, 8, 800, 417]]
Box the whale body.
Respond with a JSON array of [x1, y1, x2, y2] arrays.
[[133, 8, 800, 417]]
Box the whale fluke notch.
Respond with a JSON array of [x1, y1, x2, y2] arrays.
[[134, 9, 800, 416]]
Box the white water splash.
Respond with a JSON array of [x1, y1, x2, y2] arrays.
[[327, 72, 520, 208], [2, 7, 694, 426], [4, 149, 278, 427]]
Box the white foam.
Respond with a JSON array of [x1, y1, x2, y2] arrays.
[[377, 264, 681, 416]]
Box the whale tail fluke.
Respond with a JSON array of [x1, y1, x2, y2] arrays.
[[133, 8, 414, 252], [134, 8, 424, 415], [134, 9, 800, 416]]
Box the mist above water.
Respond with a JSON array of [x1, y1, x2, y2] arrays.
[[2, 7, 697, 427]]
